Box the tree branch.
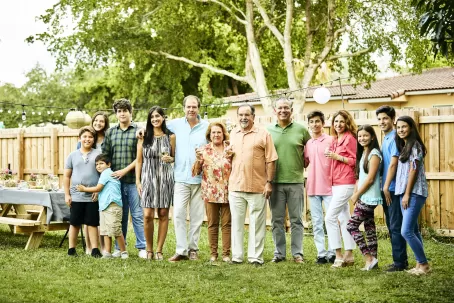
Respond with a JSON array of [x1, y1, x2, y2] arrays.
[[147, 50, 252, 85], [197, 0, 247, 25], [327, 48, 372, 60], [253, 0, 284, 48]]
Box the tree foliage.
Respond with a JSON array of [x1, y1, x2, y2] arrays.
[[414, 0, 454, 59], [29, 0, 433, 114]]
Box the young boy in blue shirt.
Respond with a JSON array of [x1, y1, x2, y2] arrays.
[[77, 154, 128, 259]]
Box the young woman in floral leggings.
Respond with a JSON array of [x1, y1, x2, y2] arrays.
[[347, 125, 383, 271]]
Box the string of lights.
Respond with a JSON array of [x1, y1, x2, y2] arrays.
[[0, 77, 349, 121]]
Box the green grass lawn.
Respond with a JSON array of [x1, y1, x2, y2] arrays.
[[1, 223, 453, 303]]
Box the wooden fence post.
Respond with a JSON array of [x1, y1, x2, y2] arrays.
[[50, 128, 58, 176], [16, 130, 24, 180]]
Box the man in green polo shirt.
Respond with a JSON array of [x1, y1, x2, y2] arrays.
[[267, 98, 311, 263]]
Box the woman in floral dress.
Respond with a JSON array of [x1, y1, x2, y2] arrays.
[[192, 122, 232, 262]]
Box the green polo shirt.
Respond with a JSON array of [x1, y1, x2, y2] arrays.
[[267, 122, 310, 183]]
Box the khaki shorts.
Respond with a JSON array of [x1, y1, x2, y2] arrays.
[[100, 203, 123, 237]]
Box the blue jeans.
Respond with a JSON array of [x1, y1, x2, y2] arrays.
[[308, 195, 335, 259], [400, 193, 427, 264], [382, 191, 410, 269], [115, 182, 146, 250]]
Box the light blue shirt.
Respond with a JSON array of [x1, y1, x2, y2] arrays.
[[97, 168, 122, 211], [358, 148, 383, 205], [167, 116, 209, 184], [381, 130, 399, 191]]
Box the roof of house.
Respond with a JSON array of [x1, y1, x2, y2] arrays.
[[222, 67, 454, 103]]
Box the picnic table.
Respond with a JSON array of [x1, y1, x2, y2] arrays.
[[0, 188, 70, 249]]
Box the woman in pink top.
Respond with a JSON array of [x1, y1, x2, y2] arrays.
[[324, 110, 357, 268]]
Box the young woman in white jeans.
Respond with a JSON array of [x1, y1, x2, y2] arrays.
[[324, 110, 357, 268]]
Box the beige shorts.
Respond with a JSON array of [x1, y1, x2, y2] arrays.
[[100, 203, 123, 237]]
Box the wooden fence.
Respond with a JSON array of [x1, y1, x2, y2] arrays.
[[1, 108, 453, 235]]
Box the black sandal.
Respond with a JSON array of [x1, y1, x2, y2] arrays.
[[155, 252, 163, 261]]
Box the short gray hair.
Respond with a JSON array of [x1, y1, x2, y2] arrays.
[[273, 97, 293, 108]]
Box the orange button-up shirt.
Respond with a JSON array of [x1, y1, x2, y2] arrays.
[[228, 125, 278, 193]]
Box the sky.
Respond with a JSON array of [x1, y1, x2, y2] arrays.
[[0, 0, 58, 87]]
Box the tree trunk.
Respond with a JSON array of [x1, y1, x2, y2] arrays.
[[245, 0, 271, 113]]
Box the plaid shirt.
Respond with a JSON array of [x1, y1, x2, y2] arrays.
[[101, 123, 138, 184]]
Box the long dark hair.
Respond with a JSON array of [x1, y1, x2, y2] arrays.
[[395, 116, 426, 163], [143, 106, 173, 147], [355, 124, 382, 179]]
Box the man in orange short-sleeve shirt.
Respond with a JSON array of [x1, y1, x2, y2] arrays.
[[228, 104, 278, 265]]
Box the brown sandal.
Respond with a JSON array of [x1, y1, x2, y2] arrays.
[[155, 252, 163, 261], [147, 251, 154, 260]]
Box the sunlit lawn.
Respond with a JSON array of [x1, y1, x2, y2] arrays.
[[0, 222, 453, 303]]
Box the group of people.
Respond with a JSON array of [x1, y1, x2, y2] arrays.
[[63, 96, 431, 275]]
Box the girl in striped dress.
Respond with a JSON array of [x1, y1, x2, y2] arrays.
[[136, 106, 175, 260]]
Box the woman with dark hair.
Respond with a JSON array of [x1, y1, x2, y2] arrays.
[[394, 116, 430, 275], [192, 122, 232, 262], [347, 125, 383, 270], [136, 106, 175, 260], [324, 110, 357, 268], [76, 111, 110, 150]]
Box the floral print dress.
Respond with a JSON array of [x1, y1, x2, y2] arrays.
[[192, 143, 232, 204]]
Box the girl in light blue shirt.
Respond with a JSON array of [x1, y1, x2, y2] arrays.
[[347, 125, 383, 271]]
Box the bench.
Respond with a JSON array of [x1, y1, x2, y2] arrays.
[[0, 217, 40, 226]]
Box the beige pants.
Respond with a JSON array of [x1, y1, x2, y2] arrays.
[[100, 203, 123, 237]]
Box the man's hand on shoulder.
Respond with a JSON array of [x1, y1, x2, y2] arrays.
[[136, 128, 145, 139]]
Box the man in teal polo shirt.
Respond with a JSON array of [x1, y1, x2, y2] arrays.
[[267, 98, 311, 263]]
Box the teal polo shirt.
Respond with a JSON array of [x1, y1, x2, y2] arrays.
[[267, 122, 311, 183]]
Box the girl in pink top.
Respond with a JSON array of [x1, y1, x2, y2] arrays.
[[324, 110, 357, 268]]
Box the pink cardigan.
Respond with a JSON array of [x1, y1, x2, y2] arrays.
[[330, 131, 357, 186]]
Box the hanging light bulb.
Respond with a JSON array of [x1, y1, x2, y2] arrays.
[[47, 111, 51, 115], [60, 112, 63, 116], [21, 106, 26, 121], [16, 110, 20, 114], [203, 112, 208, 120]]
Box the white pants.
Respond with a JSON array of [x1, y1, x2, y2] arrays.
[[229, 191, 266, 264], [325, 185, 356, 251], [173, 182, 205, 256]]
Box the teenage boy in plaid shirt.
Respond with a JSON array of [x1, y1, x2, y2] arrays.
[[102, 99, 147, 258]]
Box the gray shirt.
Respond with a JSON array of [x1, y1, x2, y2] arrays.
[[64, 149, 101, 202]]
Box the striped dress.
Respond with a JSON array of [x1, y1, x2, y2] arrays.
[[140, 135, 174, 208]]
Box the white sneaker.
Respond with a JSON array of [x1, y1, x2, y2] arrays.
[[138, 249, 147, 259], [85, 249, 92, 256], [112, 249, 121, 258], [102, 252, 113, 259], [121, 251, 129, 259]]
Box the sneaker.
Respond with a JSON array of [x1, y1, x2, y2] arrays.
[[91, 248, 102, 258], [67, 247, 77, 257], [121, 251, 129, 259], [270, 256, 285, 263], [85, 249, 92, 256], [327, 255, 336, 264], [293, 256, 304, 264], [102, 252, 113, 259], [112, 249, 121, 258], [168, 254, 189, 262], [222, 256, 231, 263], [316, 257, 328, 264], [138, 249, 148, 259], [209, 256, 217, 262], [229, 260, 242, 265], [189, 250, 199, 261]]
